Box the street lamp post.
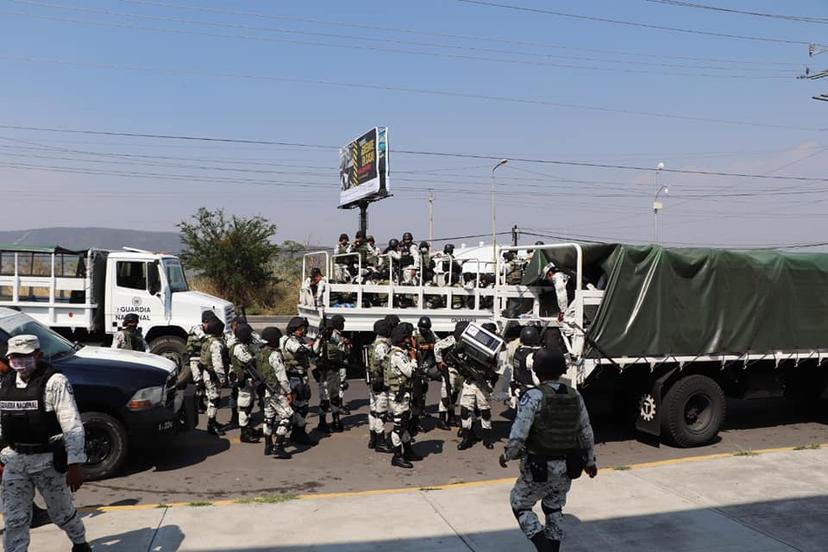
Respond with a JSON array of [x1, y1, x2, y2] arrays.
[[491, 159, 508, 269], [653, 163, 666, 244]]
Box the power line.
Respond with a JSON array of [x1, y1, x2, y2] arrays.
[[454, 0, 811, 45], [644, 1, 828, 25], [0, 58, 811, 130]]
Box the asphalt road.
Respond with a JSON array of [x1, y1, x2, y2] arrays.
[[73, 380, 828, 509]]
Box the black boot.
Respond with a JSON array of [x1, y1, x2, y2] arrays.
[[374, 432, 393, 453], [291, 426, 317, 446], [331, 413, 344, 433], [250, 425, 263, 438], [448, 411, 459, 427], [230, 408, 239, 428], [272, 436, 292, 460], [403, 442, 422, 462], [391, 446, 413, 469], [30, 503, 52, 529], [483, 429, 495, 450], [410, 415, 420, 437], [71, 543, 92, 552], [207, 417, 225, 436], [530, 533, 558, 552], [437, 412, 449, 430], [240, 425, 259, 443], [368, 431, 377, 449], [457, 428, 475, 450], [317, 415, 331, 434], [263, 434, 274, 456]]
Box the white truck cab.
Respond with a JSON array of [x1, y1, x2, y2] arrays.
[[0, 245, 235, 365]]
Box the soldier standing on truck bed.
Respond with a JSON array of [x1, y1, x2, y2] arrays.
[[500, 348, 597, 552], [0, 335, 92, 552], [111, 313, 149, 352]]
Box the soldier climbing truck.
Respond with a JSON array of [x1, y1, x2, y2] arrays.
[[0, 245, 235, 366], [299, 242, 828, 447]]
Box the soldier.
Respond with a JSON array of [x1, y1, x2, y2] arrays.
[[417, 241, 435, 286], [0, 335, 91, 552], [281, 317, 316, 446], [258, 327, 293, 459], [510, 326, 543, 406], [456, 323, 500, 451], [333, 233, 351, 282], [200, 317, 229, 436], [228, 323, 262, 444], [501, 250, 525, 285], [399, 232, 419, 285], [301, 267, 327, 308], [500, 349, 597, 552], [411, 316, 436, 434], [312, 315, 348, 434], [110, 312, 149, 352], [433, 321, 467, 430], [381, 239, 402, 284], [383, 323, 422, 469], [187, 311, 218, 414], [366, 319, 392, 453], [225, 315, 247, 428]]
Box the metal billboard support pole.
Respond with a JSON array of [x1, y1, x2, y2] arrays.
[[359, 202, 368, 236]]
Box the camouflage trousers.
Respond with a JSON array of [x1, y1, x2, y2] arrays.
[[459, 380, 492, 430], [237, 379, 257, 428], [263, 389, 294, 438], [190, 359, 203, 384], [438, 367, 464, 414], [288, 375, 310, 429], [368, 388, 389, 433], [317, 368, 343, 415], [204, 368, 226, 419], [387, 389, 412, 448], [2, 461, 86, 551], [510, 458, 571, 542]]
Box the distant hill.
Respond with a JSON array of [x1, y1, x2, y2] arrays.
[[0, 227, 183, 253]]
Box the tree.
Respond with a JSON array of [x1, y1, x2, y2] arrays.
[[178, 208, 281, 307]]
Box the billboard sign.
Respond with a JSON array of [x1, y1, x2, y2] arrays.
[[339, 127, 389, 208]]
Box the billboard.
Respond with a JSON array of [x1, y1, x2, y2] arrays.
[[339, 127, 389, 208]]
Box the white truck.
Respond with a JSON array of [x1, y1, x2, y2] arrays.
[[299, 242, 828, 448], [0, 245, 235, 366]]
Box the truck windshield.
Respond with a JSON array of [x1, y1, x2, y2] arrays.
[[0, 313, 76, 360], [163, 260, 189, 293]]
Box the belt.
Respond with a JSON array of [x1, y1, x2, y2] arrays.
[[9, 442, 52, 454]]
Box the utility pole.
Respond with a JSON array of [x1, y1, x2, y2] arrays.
[[511, 225, 519, 246], [653, 162, 667, 245], [427, 190, 434, 244], [491, 159, 509, 265]]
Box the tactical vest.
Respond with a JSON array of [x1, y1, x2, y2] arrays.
[[282, 337, 309, 375], [368, 338, 388, 379], [256, 346, 281, 389], [318, 335, 344, 369], [512, 346, 539, 387], [383, 347, 409, 392], [399, 247, 414, 268], [0, 365, 63, 448], [119, 329, 146, 352], [186, 327, 207, 362], [504, 262, 523, 285], [526, 383, 581, 456], [352, 243, 369, 267], [200, 336, 224, 373], [229, 342, 249, 376]]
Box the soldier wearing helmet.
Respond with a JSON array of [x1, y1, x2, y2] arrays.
[[312, 314, 349, 433], [301, 266, 327, 308], [366, 319, 393, 453], [200, 317, 230, 436], [410, 316, 436, 434], [399, 232, 419, 285], [228, 323, 263, 444], [111, 313, 149, 352], [333, 233, 352, 283], [258, 327, 294, 459], [433, 321, 468, 430], [187, 310, 219, 414], [509, 325, 543, 407], [380, 239, 401, 284], [383, 323, 422, 468], [280, 317, 316, 446]]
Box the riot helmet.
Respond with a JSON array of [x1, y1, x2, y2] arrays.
[[384, 314, 401, 329], [201, 310, 218, 324], [417, 316, 432, 330], [286, 316, 309, 335], [402, 232, 413, 244], [330, 314, 346, 332], [390, 322, 414, 345], [519, 325, 541, 346], [443, 244, 455, 255], [261, 326, 283, 348], [373, 319, 391, 338], [235, 323, 254, 344], [206, 318, 225, 337], [388, 238, 400, 250], [123, 313, 139, 327], [532, 348, 567, 379]]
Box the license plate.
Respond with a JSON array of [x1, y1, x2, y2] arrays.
[[157, 420, 174, 432]]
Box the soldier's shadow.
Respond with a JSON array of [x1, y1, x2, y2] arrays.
[[411, 439, 444, 459], [90, 524, 184, 550]]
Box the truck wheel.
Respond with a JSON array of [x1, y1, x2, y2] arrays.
[[81, 412, 128, 481], [661, 374, 726, 448], [150, 335, 187, 369]]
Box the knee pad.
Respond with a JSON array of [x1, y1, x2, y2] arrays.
[[512, 508, 531, 523], [460, 406, 471, 419], [481, 409, 492, 421], [331, 396, 342, 407], [541, 504, 562, 516], [319, 399, 331, 411]]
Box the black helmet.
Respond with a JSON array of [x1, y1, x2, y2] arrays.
[[373, 319, 391, 338], [231, 314, 247, 326], [453, 320, 470, 341], [502, 250, 515, 261], [532, 348, 567, 378], [355, 230, 365, 240], [124, 313, 139, 326], [330, 314, 345, 331], [310, 267, 322, 278], [286, 316, 308, 334], [235, 323, 254, 344], [390, 322, 413, 345], [206, 318, 225, 337], [201, 310, 218, 323], [482, 322, 497, 334], [443, 244, 455, 255], [419, 241, 430, 250], [384, 314, 401, 329], [339, 233, 349, 242], [417, 316, 432, 330], [519, 325, 540, 346], [367, 235, 375, 243], [402, 232, 413, 243], [534, 240, 545, 246], [261, 326, 282, 348], [388, 238, 400, 249]]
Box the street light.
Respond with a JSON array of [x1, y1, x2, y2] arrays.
[[491, 159, 508, 270], [653, 162, 666, 244]]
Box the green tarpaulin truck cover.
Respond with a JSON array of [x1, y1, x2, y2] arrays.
[[526, 244, 828, 359]]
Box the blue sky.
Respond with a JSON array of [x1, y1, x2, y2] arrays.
[[1, 0, 827, 249]]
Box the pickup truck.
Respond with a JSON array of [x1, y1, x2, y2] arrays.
[[0, 307, 195, 480]]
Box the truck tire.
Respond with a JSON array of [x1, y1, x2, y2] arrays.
[[150, 335, 187, 369], [661, 374, 726, 448], [81, 411, 128, 481]]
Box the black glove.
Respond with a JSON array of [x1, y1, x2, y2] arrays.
[[340, 380, 349, 391]]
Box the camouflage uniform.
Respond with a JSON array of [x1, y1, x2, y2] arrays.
[[433, 335, 464, 424], [383, 346, 415, 449], [505, 380, 595, 545], [367, 335, 390, 443], [411, 329, 436, 429], [186, 324, 208, 387], [110, 328, 149, 352], [0, 366, 87, 552], [258, 346, 293, 441], [200, 335, 228, 420], [280, 335, 312, 431], [312, 330, 348, 431], [229, 339, 260, 434]]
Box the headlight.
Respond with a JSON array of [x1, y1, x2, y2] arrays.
[[127, 386, 165, 411]]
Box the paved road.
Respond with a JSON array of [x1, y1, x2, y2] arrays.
[[73, 380, 828, 509]]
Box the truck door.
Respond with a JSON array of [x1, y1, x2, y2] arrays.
[[110, 260, 166, 335], [151, 260, 173, 323]]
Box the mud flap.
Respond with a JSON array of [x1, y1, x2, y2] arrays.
[[636, 367, 679, 437]]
